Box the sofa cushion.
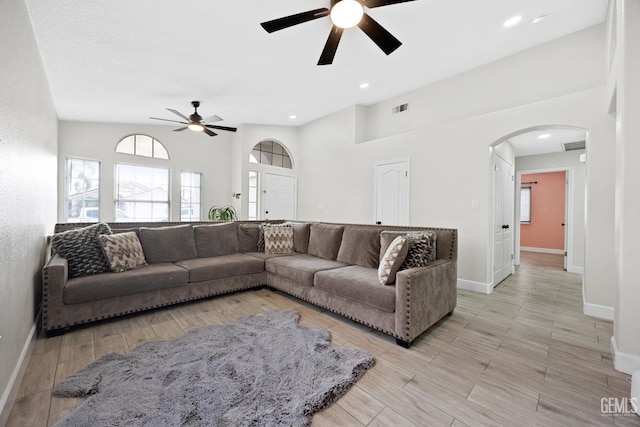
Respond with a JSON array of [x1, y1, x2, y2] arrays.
[[336, 227, 381, 268], [266, 254, 347, 287], [97, 232, 147, 273], [264, 224, 295, 254], [175, 253, 265, 283], [139, 225, 197, 264], [314, 265, 396, 313], [63, 263, 188, 304], [51, 222, 112, 278], [307, 224, 344, 260], [378, 236, 408, 285], [380, 230, 438, 269], [194, 223, 239, 257], [284, 222, 311, 253], [238, 223, 261, 252]]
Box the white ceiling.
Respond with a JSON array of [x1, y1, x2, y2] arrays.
[[24, 0, 608, 127], [508, 128, 587, 157]]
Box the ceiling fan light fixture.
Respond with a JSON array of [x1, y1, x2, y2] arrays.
[[330, 0, 364, 29], [188, 123, 204, 132]]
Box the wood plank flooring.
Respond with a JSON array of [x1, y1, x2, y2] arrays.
[[6, 252, 640, 426]]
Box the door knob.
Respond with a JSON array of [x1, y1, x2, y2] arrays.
[[502, 224, 510, 229], [376, 221, 382, 225]]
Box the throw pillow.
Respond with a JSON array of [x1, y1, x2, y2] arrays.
[[378, 236, 408, 285], [401, 231, 437, 270], [98, 232, 147, 273], [51, 222, 113, 278], [257, 223, 290, 252], [263, 225, 295, 254]]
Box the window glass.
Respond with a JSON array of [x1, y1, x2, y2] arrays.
[[248, 140, 292, 169], [116, 134, 169, 159], [66, 158, 100, 222], [181, 171, 202, 221], [520, 187, 531, 223], [248, 171, 258, 220], [115, 164, 169, 222]]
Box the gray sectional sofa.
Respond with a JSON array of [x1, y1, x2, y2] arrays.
[[43, 221, 457, 347]]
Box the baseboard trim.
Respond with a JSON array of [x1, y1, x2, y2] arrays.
[[0, 310, 40, 426], [568, 266, 584, 275], [582, 279, 614, 320], [457, 279, 493, 294], [611, 336, 640, 375], [521, 247, 564, 255]]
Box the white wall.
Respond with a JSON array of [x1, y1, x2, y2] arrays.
[[295, 25, 616, 302], [58, 121, 234, 222], [0, 0, 58, 421], [515, 150, 587, 273]]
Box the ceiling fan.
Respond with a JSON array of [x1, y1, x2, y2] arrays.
[[260, 0, 416, 65], [149, 101, 237, 137]]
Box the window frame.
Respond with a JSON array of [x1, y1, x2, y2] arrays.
[[114, 162, 171, 222], [115, 134, 169, 160]]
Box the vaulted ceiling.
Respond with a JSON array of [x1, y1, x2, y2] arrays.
[[25, 0, 608, 128]]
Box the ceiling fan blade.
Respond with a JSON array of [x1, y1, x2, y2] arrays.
[[167, 108, 189, 121], [150, 117, 187, 125], [203, 115, 223, 123], [361, 0, 417, 8], [261, 8, 329, 33], [173, 127, 188, 132], [357, 13, 402, 55], [204, 124, 237, 132], [203, 128, 218, 137], [318, 26, 344, 65]]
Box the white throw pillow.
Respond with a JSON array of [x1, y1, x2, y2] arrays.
[[378, 236, 408, 285]]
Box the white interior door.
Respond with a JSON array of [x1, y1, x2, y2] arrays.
[[493, 154, 515, 286], [375, 160, 409, 226], [263, 173, 296, 220]]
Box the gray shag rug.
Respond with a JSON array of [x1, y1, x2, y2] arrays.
[[52, 310, 375, 427]]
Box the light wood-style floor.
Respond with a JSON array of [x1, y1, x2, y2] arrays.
[[7, 252, 640, 426]]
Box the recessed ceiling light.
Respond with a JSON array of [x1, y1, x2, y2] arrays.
[[538, 133, 551, 139], [359, 82, 370, 89], [532, 15, 547, 24], [503, 15, 522, 27], [289, 115, 297, 120]]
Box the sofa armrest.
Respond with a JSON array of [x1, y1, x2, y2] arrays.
[[42, 254, 69, 333], [394, 259, 457, 343]]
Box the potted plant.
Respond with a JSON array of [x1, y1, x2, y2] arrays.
[[208, 205, 238, 221]]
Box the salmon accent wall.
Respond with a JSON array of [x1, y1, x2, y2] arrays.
[[520, 171, 566, 250]]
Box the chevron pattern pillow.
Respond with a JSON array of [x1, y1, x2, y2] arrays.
[[51, 222, 112, 278], [98, 232, 147, 273], [378, 236, 408, 285], [400, 231, 437, 270], [263, 224, 295, 254]]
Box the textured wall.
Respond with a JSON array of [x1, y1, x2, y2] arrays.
[[0, 0, 58, 417]]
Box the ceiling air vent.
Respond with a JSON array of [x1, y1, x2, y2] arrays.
[[392, 103, 410, 114], [562, 141, 586, 151]]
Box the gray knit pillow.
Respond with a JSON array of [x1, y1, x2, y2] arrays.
[[51, 222, 113, 278], [400, 231, 437, 270]]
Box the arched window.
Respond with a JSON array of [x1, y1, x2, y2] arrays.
[[116, 134, 169, 159], [249, 140, 292, 169]]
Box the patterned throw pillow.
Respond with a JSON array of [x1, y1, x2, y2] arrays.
[[400, 231, 437, 270], [258, 223, 290, 252], [378, 236, 408, 285], [98, 232, 147, 273], [51, 222, 113, 278], [263, 225, 295, 254]]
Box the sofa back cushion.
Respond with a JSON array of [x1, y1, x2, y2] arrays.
[[238, 223, 261, 252], [139, 225, 197, 264], [285, 222, 311, 253], [336, 226, 381, 268], [307, 224, 344, 260], [194, 223, 239, 257]]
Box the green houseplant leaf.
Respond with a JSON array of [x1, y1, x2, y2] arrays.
[[208, 205, 238, 221]]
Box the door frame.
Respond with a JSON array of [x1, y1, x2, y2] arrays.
[[373, 158, 411, 225], [514, 167, 573, 270], [262, 172, 297, 220]]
